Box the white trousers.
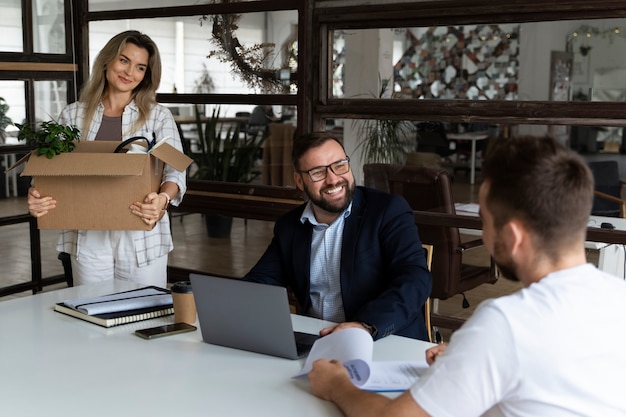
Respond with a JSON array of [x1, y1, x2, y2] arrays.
[[69, 230, 168, 287]]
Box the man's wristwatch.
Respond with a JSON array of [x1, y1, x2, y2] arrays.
[[360, 321, 377, 337]]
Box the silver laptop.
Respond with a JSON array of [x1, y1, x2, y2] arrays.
[[189, 274, 320, 360]]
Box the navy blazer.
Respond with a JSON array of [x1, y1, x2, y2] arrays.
[[244, 187, 432, 341]]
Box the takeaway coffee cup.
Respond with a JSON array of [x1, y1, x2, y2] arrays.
[[171, 281, 196, 325]]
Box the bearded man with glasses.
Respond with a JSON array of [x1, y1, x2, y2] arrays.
[[244, 132, 432, 341]]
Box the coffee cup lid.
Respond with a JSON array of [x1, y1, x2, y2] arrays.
[[171, 281, 193, 293]]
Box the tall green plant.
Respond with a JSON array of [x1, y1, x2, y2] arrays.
[[354, 77, 414, 165], [0, 97, 12, 141], [191, 106, 266, 183]]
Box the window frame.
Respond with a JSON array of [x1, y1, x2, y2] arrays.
[[307, 0, 626, 131]]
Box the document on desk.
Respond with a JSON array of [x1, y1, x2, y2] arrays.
[[62, 286, 172, 315], [455, 203, 480, 214], [54, 286, 174, 328], [295, 328, 428, 392]]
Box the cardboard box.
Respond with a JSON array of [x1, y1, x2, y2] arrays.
[[15, 141, 192, 230]]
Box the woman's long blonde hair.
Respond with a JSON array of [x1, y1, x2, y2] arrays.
[[78, 30, 162, 136]]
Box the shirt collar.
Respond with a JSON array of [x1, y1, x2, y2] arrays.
[[300, 201, 352, 226]]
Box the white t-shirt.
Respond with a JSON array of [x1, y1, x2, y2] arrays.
[[411, 264, 626, 417]]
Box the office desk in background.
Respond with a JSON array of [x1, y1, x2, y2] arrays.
[[456, 203, 626, 279], [447, 132, 488, 185], [173, 116, 249, 125], [1, 280, 434, 417]]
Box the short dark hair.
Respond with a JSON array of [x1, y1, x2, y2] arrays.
[[481, 135, 593, 253], [291, 132, 346, 170]]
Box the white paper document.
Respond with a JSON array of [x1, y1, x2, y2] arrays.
[[295, 328, 428, 392], [454, 202, 480, 213]]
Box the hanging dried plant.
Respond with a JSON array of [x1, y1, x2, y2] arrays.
[[201, 1, 282, 92]]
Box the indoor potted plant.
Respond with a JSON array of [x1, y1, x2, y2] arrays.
[[354, 77, 415, 165], [0, 97, 12, 144], [189, 106, 267, 237], [15, 120, 80, 158]]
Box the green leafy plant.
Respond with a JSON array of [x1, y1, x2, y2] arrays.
[[190, 106, 266, 183], [0, 97, 12, 140], [16, 120, 80, 159], [353, 77, 415, 165]]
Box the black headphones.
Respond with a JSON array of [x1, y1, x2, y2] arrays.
[[113, 134, 156, 153]]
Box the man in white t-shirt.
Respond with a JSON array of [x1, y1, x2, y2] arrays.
[[308, 135, 626, 417]]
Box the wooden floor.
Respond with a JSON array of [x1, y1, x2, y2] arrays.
[[0, 173, 595, 341]]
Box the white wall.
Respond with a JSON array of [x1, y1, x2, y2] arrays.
[[343, 29, 394, 185]]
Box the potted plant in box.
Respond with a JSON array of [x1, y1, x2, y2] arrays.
[[11, 120, 81, 197], [15, 120, 80, 158]]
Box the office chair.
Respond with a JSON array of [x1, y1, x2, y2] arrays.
[[364, 164, 498, 332], [235, 111, 252, 140], [58, 252, 73, 287], [415, 121, 455, 158], [421, 244, 434, 343], [588, 160, 626, 218], [415, 121, 471, 176]]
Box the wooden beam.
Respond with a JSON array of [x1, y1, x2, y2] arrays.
[[0, 62, 77, 72], [173, 180, 304, 222]]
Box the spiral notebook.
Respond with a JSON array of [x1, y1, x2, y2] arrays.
[[54, 286, 174, 328]]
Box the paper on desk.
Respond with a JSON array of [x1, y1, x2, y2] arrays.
[[295, 328, 428, 391], [455, 203, 480, 213], [348, 360, 428, 392], [62, 287, 172, 315]]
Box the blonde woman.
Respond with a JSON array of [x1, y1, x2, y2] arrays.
[[27, 30, 186, 287]]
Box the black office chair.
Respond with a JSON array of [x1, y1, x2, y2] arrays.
[[588, 160, 626, 217], [415, 122, 471, 177], [235, 111, 252, 140], [58, 252, 73, 287], [415, 121, 454, 158], [364, 164, 498, 332]]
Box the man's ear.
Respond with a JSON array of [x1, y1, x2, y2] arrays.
[[294, 171, 304, 192], [504, 220, 526, 256]]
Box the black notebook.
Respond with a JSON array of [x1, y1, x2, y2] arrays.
[[54, 286, 174, 328]]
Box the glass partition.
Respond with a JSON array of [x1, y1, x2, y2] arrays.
[[0, 81, 26, 142], [33, 0, 66, 54], [89, 10, 298, 99], [34, 80, 68, 122], [0, 0, 23, 52], [89, 0, 265, 12], [332, 18, 626, 103]]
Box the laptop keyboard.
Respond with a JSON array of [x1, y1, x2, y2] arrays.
[[295, 331, 320, 356]]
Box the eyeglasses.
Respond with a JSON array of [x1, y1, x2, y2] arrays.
[[299, 157, 351, 182]]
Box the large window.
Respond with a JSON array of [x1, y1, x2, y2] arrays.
[[0, 0, 23, 52], [0, 0, 75, 131]]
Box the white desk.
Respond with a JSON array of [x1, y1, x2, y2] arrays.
[[456, 204, 626, 279], [447, 132, 488, 185], [0, 281, 434, 417], [586, 215, 626, 279]]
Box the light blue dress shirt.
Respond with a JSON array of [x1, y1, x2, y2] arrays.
[[300, 201, 352, 323]]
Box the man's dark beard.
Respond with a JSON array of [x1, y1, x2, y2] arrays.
[[497, 262, 520, 282], [493, 239, 520, 282], [305, 180, 355, 214]]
